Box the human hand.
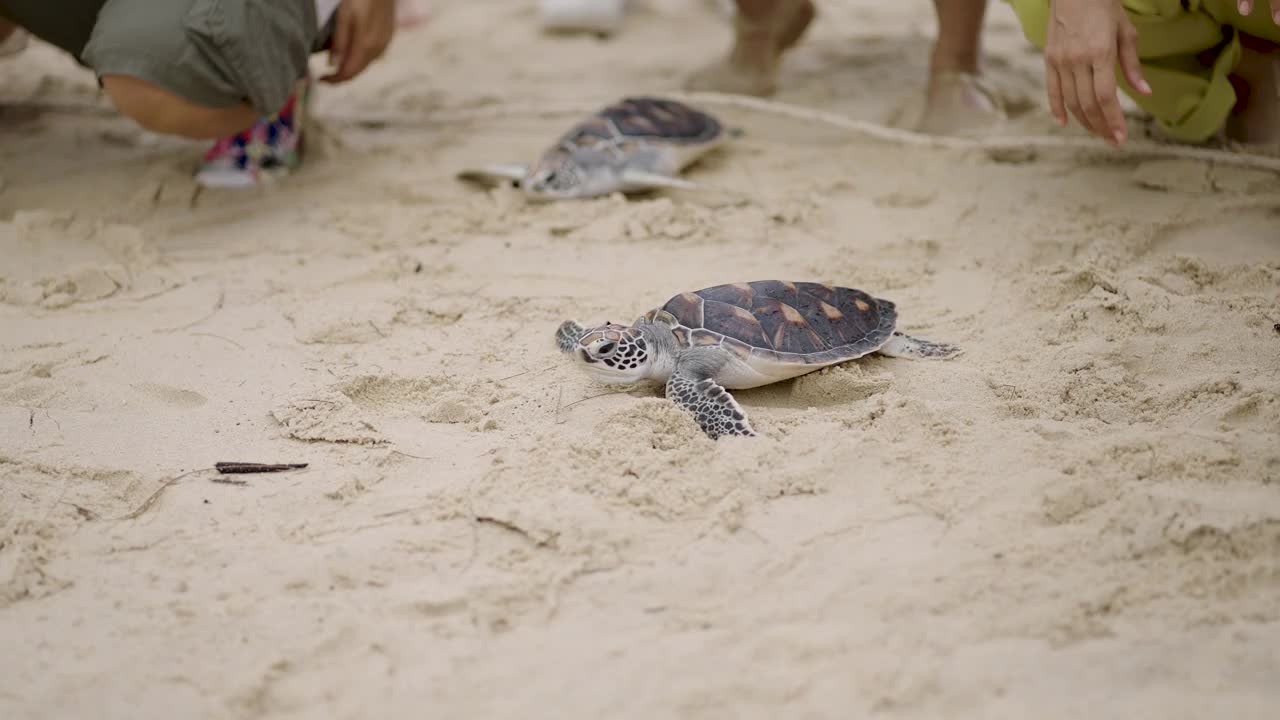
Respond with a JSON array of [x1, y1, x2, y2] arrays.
[[322, 0, 396, 84], [1044, 0, 1150, 144], [1237, 1, 1280, 25]]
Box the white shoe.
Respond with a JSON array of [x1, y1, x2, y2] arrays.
[[539, 0, 626, 35]]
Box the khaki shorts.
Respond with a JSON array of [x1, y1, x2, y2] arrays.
[[1, 0, 331, 115]]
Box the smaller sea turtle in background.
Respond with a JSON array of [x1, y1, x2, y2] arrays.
[[556, 280, 961, 439], [457, 96, 737, 200]]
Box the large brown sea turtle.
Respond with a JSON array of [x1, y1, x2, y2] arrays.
[[556, 280, 961, 439]]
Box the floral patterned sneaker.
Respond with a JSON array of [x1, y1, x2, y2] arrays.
[[195, 77, 311, 189]]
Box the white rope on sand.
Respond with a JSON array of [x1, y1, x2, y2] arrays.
[[673, 91, 1280, 175], [10, 91, 1280, 174], [333, 90, 1280, 175]]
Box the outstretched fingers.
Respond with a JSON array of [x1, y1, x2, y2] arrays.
[[1091, 58, 1127, 143], [1045, 57, 1068, 127], [1237, 1, 1280, 25], [1073, 63, 1111, 141], [1117, 22, 1150, 95]]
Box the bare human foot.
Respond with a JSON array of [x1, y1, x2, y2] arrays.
[[1225, 33, 1280, 148], [684, 0, 815, 97], [916, 71, 1003, 136], [914, 0, 1003, 136]]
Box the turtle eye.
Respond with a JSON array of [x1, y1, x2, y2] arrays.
[[596, 342, 616, 355]]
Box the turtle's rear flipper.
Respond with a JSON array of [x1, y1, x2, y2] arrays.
[[877, 331, 962, 360], [456, 163, 530, 188], [666, 370, 757, 440], [620, 170, 757, 207], [619, 169, 700, 193]]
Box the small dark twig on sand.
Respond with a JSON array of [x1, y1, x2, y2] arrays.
[[112, 463, 306, 521], [214, 462, 309, 474]]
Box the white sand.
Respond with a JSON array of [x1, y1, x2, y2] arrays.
[[2, 1, 1279, 718]]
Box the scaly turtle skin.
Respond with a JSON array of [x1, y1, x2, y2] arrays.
[[556, 280, 961, 439], [457, 96, 735, 200]]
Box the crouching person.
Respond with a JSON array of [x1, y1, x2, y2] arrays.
[[1004, 0, 1280, 147], [0, 0, 396, 187]]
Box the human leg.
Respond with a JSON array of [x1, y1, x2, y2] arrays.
[[99, 76, 259, 139], [1224, 25, 1280, 145], [918, 0, 1004, 135], [684, 0, 816, 97]]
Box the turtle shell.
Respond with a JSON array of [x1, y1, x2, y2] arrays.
[[643, 280, 897, 366], [558, 97, 724, 149]]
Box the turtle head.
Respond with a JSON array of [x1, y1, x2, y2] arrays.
[[557, 320, 653, 384], [523, 148, 612, 200]]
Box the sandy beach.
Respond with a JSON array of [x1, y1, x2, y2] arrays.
[[2, 1, 1279, 717]]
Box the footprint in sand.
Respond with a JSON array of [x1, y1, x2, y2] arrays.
[[1132, 159, 1276, 195], [1219, 390, 1280, 433], [1150, 208, 1280, 266], [133, 383, 208, 408]]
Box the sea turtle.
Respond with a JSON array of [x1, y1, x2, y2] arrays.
[[555, 280, 961, 439], [457, 96, 736, 200]]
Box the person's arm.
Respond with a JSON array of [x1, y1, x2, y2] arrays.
[[323, 0, 397, 84]]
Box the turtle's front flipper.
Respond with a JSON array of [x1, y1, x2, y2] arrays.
[[666, 370, 756, 439], [556, 320, 586, 353], [456, 163, 530, 188], [877, 331, 962, 360], [619, 169, 700, 192]]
